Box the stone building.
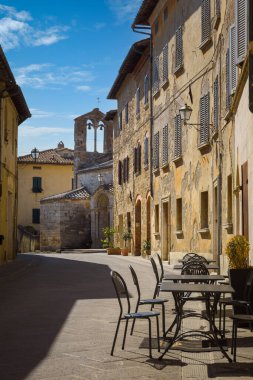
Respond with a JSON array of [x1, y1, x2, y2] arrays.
[[110, 0, 250, 269], [0, 46, 31, 264], [40, 108, 114, 250]]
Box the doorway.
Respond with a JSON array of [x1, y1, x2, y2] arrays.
[[162, 200, 170, 261], [135, 200, 141, 255]]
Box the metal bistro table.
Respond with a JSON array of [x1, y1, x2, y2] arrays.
[[159, 281, 234, 362], [178, 259, 217, 264], [173, 263, 219, 271], [163, 274, 225, 283]]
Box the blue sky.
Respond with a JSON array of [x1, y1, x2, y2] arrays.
[[0, 0, 142, 155]]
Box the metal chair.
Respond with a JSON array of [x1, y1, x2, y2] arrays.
[[230, 312, 253, 362], [155, 253, 164, 282], [129, 265, 168, 337], [110, 270, 160, 358], [181, 260, 209, 275], [181, 252, 200, 262], [150, 256, 161, 298], [219, 271, 253, 338]]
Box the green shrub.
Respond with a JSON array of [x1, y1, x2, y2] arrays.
[[225, 235, 249, 269]]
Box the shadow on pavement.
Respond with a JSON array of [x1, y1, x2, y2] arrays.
[[0, 253, 115, 380], [208, 362, 253, 378]]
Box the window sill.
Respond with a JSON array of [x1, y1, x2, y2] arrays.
[[154, 232, 160, 239], [172, 155, 183, 167], [162, 79, 169, 89], [223, 222, 233, 234], [153, 89, 160, 98], [153, 166, 160, 174], [144, 103, 149, 111], [197, 228, 210, 236], [136, 113, 140, 121], [174, 64, 184, 76], [224, 109, 232, 122], [213, 14, 220, 30], [175, 230, 183, 236], [233, 185, 242, 195], [199, 37, 212, 52], [198, 141, 211, 154], [144, 164, 149, 171], [161, 161, 169, 170]]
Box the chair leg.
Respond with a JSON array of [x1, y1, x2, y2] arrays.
[[111, 317, 121, 356], [219, 303, 222, 334], [162, 303, 166, 337], [122, 319, 129, 350], [130, 304, 139, 335], [231, 320, 234, 355], [233, 321, 238, 362], [147, 318, 152, 358], [156, 316, 160, 352], [222, 304, 226, 338]]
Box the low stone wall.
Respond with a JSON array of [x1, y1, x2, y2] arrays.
[[18, 226, 40, 253]]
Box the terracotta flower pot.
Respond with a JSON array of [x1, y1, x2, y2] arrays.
[[107, 248, 121, 255], [121, 248, 129, 256]]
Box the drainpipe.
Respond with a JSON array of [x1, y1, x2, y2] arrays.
[[132, 26, 154, 197]]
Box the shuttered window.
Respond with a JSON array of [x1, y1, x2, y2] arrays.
[[32, 209, 40, 224], [215, 0, 221, 16], [175, 27, 183, 69], [119, 111, 122, 130], [201, 0, 211, 43], [144, 75, 149, 105], [32, 177, 42, 193], [125, 103, 128, 124], [144, 136, 149, 167], [136, 87, 140, 115], [118, 161, 122, 185], [229, 24, 237, 93], [162, 124, 169, 165], [199, 93, 210, 146], [235, 0, 248, 64], [122, 157, 129, 183], [134, 145, 141, 174], [162, 44, 168, 82], [226, 49, 231, 109], [153, 56, 160, 94], [213, 76, 219, 131], [174, 115, 182, 158], [153, 132, 159, 169]]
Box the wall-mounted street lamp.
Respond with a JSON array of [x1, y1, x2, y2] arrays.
[[179, 103, 214, 132], [31, 147, 40, 162]]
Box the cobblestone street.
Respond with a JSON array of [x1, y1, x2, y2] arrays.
[[0, 252, 253, 380]]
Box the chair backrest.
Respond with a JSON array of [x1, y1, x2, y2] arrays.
[[129, 265, 141, 301], [182, 253, 199, 262], [194, 255, 208, 264], [181, 260, 209, 275], [244, 271, 253, 302], [150, 256, 160, 285], [155, 253, 164, 282], [111, 270, 130, 315]]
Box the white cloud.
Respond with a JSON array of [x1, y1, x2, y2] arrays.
[[30, 108, 56, 119], [94, 22, 106, 30], [19, 125, 73, 138], [76, 85, 91, 92], [14, 64, 94, 89], [107, 0, 142, 23], [0, 3, 68, 50]]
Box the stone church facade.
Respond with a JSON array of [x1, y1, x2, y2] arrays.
[[40, 108, 114, 251]]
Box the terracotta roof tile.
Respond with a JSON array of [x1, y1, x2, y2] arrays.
[[18, 148, 74, 165], [41, 186, 91, 203]]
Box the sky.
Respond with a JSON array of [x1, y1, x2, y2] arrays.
[[0, 0, 142, 155]]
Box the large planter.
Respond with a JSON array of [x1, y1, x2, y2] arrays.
[[121, 248, 129, 256], [229, 268, 253, 313], [107, 248, 121, 255]]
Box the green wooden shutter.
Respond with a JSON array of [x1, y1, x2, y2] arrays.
[[153, 132, 159, 169], [174, 115, 182, 158], [162, 124, 168, 164], [153, 56, 160, 93], [229, 24, 237, 93], [163, 43, 168, 81], [201, 0, 211, 43], [213, 76, 219, 131], [144, 136, 149, 167], [144, 75, 149, 104], [175, 26, 183, 69], [226, 49, 231, 109]]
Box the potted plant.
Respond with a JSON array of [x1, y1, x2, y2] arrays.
[[143, 239, 151, 256], [225, 235, 252, 312], [121, 231, 132, 256], [101, 227, 121, 255]]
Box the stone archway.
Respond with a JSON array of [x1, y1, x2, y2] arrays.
[[135, 199, 141, 255]]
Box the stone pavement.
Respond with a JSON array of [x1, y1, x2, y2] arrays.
[[0, 252, 252, 380]]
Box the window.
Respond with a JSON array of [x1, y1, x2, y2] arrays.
[[229, 24, 237, 94], [215, 0, 221, 16], [227, 174, 233, 223], [163, 6, 168, 21], [123, 156, 129, 183], [32, 209, 40, 224], [200, 191, 208, 228], [127, 212, 131, 232], [136, 87, 140, 115], [176, 198, 182, 231], [153, 56, 160, 94], [175, 26, 183, 70], [155, 204, 159, 233], [119, 111, 123, 130], [155, 19, 159, 34], [144, 75, 149, 105], [199, 93, 210, 146], [118, 161, 122, 185], [144, 135, 149, 167], [134, 144, 141, 174], [174, 115, 182, 158], [125, 103, 128, 124], [213, 76, 219, 131], [226, 49, 231, 110], [153, 132, 159, 170], [32, 177, 42, 193], [162, 124, 168, 165], [201, 0, 211, 44], [235, 0, 248, 64], [162, 44, 168, 82]]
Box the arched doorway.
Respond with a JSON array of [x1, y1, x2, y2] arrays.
[[146, 196, 151, 242], [97, 193, 109, 247], [135, 199, 141, 255]]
